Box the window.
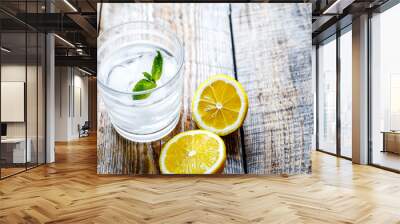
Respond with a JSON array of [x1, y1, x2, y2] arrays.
[[318, 36, 337, 154], [0, 1, 47, 179], [371, 3, 400, 171], [340, 28, 352, 158], [312, 45, 317, 150]]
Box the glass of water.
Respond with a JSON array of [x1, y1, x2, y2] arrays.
[[98, 22, 184, 142]]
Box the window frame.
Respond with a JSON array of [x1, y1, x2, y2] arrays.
[[315, 24, 353, 161]]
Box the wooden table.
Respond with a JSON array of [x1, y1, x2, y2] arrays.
[[97, 3, 313, 175], [1, 138, 32, 165], [381, 131, 400, 154]]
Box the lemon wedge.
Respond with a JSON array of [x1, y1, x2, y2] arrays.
[[159, 130, 226, 174], [192, 74, 248, 136]]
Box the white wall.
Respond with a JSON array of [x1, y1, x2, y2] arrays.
[[78, 72, 89, 137], [55, 66, 69, 141], [1, 65, 39, 138], [54, 67, 89, 141], [72, 73, 89, 138], [1, 65, 25, 139], [1, 82, 25, 122], [1, 63, 46, 164], [1, 65, 26, 130]]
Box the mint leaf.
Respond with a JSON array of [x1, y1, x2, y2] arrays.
[[143, 72, 153, 82], [132, 79, 157, 100], [131, 51, 163, 100], [151, 51, 163, 81]]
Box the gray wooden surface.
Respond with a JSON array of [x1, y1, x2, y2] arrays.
[[231, 4, 312, 174], [97, 3, 312, 175]]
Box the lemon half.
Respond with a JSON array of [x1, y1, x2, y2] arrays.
[[159, 130, 226, 174], [192, 74, 248, 136]]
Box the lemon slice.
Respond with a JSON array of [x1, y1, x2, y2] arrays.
[[192, 74, 248, 136], [159, 130, 226, 174]]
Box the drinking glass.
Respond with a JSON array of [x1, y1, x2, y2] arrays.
[[98, 22, 184, 142]]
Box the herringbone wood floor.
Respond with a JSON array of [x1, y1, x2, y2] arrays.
[[1, 135, 400, 224]]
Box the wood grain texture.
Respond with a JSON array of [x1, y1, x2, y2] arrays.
[[1, 135, 400, 223], [231, 4, 313, 174], [97, 3, 245, 174]]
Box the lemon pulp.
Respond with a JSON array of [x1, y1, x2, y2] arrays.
[[192, 74, 248, 136], [160, 130, 226, 174]]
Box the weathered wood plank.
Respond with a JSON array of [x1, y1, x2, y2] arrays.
[[97, 3, 245, 174], [231, 4, 313, 174]]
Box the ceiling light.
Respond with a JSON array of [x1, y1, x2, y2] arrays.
[[76, 48, 85, 55], [322, 0, 355, 15], [54, 34, 75, 48], [1, 47, 11, 53], [78, 67, 92, 76], [63, 0, 78, 12]]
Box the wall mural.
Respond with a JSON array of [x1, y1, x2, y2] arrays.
[[97, 3, 313, 175]]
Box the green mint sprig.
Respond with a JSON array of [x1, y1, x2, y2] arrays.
[[132, 51, 163, 100]]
